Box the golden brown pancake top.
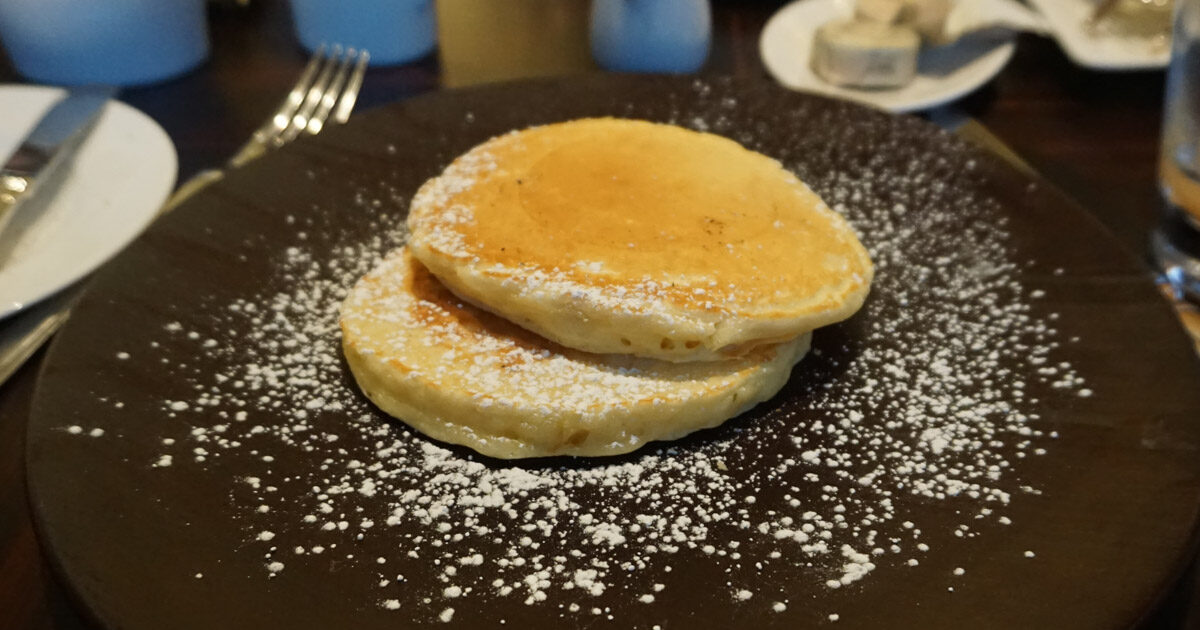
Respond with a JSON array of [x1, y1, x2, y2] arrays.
[[410, 118, 871, 317]]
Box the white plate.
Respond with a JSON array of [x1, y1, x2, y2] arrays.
[[0, 85, 176, 318], [760, 0, 1016, 113], [1026, 0, 1169, 70]]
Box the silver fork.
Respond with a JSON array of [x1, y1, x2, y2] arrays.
[[166, 45, 369, 208], [0, 45, 369, 386]]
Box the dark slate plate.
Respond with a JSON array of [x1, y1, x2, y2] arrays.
[[26, 75, 1200, 630]]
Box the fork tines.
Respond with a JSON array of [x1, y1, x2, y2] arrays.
[[231, 45, 369, 167]]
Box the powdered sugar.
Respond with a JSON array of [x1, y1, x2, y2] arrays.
[[71, 87, 1091, 626]]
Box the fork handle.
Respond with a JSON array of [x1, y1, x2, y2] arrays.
[[163, 168, 224, 212]]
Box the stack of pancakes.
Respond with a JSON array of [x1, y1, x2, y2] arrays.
[[340, 118, 873, 459]]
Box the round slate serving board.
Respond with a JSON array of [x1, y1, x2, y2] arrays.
[[26, 76, 1200, 630]]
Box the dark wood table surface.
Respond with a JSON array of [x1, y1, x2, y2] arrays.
[[0, 1, 1191, 628]]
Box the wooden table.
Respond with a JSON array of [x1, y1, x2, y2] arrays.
[[0, 1, 1195, 627]]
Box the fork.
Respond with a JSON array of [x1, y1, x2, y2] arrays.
[[0, 45, 370, 387], [231, 44, 369, 167], [165, 44, 369, 209]]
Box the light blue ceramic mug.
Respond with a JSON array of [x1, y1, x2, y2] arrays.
[[590, 0, 711, 73], [290, 0, 437, 66], [0, 0, 209, 86]]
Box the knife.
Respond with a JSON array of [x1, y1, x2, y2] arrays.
[[0, 85, 115, 236]]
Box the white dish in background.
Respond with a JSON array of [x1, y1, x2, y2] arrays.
[[760, 0, 1016, 113], [0, 85, 176, 319], [1026, 0, 1169, 70]]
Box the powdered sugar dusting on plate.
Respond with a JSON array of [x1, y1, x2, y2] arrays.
[[75, 88, 1088, 625]]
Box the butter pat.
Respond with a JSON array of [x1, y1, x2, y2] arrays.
[[904, 0, 953, 41], [855, 0, 907, 24], [811, 18, 919, 89], [906, 0, 1048, 45]]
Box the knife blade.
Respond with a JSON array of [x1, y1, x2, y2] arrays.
[[0, 85, 115, 234]]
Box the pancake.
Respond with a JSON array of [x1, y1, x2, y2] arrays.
[[406, 117, 872, 362], [339, 248, 812, 459]]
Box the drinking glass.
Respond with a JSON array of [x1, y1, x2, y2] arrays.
[[289, 0, 436, 66], [0, 0, 209, 86], [590, 0, 711, 73], [1155, 0, 1200, 301]]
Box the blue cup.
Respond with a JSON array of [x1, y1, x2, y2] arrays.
[[290, 0, 437, 66], [590, 0, 712, 73], [0, 0, 209, 86]]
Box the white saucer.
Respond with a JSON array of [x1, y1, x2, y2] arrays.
[[760, 0, 1016, 113], [1025, 0, 1169, 70], [0, 85, 176, 319]]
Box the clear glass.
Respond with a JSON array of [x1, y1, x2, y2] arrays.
[[1155, 0, 1200, 301], [0, 0, 209, 86], [590, 0, 712, 73], [290, 0, 436, 66]]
